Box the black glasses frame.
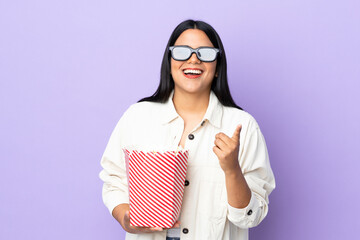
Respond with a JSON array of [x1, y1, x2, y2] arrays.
[[168, 45, 220, 62]]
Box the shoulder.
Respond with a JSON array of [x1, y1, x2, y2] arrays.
[[120, 100, 165, 121], [222, 105, 261, 131]]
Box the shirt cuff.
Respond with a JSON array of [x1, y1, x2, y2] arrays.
[[227, 191, 261, 225]]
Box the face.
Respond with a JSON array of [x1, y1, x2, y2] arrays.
[[170, 29, 217, 95]]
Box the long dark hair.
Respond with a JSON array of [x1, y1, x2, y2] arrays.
[[137, 19, 243, 110]]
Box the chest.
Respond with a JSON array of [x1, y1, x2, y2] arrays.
[[123, 117, 221, 167], [178, 119, 202, 149]]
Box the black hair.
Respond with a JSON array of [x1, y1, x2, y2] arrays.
[[137, 19, 243, 110]]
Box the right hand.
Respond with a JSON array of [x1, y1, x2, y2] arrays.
[[114, 203, 181, 234]]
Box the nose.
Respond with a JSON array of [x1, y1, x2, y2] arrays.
[[187, 52, 201, 63]]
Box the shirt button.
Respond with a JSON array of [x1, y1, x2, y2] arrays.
[[184, 180, 189, 186], [188, 134, 194, 140], [247, 209, 253, 215], [182, 228, 189, 234]]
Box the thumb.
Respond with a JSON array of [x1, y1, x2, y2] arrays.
[[232, 124, 242, 141]]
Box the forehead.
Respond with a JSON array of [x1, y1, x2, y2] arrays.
[[174, 29, 214, 48]]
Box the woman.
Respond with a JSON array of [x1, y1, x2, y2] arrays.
[[99, 19, 276, 240]]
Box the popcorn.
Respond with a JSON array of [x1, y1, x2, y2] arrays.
[[122, 147, 189, 228]]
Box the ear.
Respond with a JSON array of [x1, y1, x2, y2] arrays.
[[215, 72, 218, 77]]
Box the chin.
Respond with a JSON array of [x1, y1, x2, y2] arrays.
[[176, 85, 208, 94]]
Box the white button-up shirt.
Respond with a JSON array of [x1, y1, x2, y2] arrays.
[[99, 89, 276, 240]]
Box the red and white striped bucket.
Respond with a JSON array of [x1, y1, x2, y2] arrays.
[[122, 148, 189, 228]]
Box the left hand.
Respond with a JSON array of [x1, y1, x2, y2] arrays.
[[213, 124, 242, 174]]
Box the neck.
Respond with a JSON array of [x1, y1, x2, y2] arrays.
[[172, 88, 210, 117]]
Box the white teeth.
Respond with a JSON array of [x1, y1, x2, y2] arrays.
[[183, 69, 203, 74]]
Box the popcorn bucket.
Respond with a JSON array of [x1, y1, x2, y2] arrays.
[[122, 147, 189, 228]]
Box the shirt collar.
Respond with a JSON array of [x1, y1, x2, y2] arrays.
[[161, 89, 223, 128]]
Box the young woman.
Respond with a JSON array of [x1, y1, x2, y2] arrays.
[[99, 19, 276, 240]]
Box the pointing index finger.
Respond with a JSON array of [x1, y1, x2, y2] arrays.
[[232, 124, 242, 142]]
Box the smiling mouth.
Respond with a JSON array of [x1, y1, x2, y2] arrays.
[[182, 69, 203, 79]]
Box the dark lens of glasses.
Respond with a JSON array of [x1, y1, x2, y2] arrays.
[[170, 46, 219, 62]]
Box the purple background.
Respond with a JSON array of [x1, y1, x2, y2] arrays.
[[1, 0, 359, 239]]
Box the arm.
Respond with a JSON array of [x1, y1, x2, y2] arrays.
[[98, 105, 179, 233], [226, 123, 276, 229], [99, 111, 130, 217], [213, 119, 276, 229]]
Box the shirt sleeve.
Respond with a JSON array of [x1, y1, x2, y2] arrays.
[[226, 117, 276, 229], [98, 106, 133, 217]]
